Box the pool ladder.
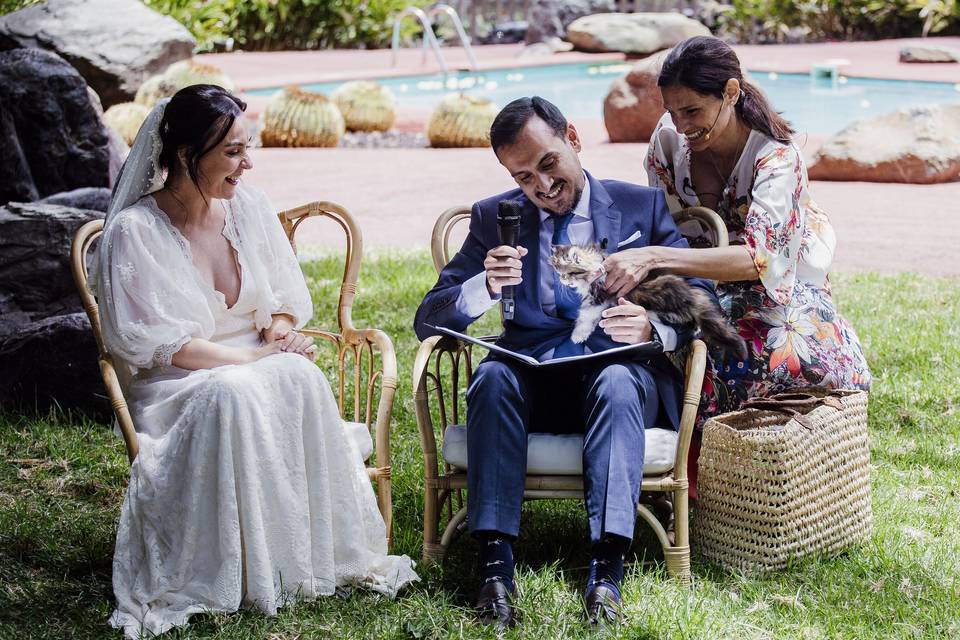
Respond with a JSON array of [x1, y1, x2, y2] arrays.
[[391, 3, 478, 74]]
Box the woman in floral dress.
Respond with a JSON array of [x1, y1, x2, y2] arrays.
[[603, 35, 871, 430]]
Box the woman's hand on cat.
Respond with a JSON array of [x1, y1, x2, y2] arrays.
[[484, 245, 528, 296], [599, 298, 652, 344], [602, 247, 662, 298]]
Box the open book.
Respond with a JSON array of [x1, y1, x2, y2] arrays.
[[430, 325, 662, 367]]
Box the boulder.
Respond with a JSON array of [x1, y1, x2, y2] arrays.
[[0, 201, 104, 321], [566, 12, 710, 55], [39, 187, 112, 213], [603, 51, 669, 142], [87, 85, 131, 180], [0, 48, 112, 206], [0, 201, 108, 417], [899, 45, 959, 63], [808, 104, 960, 184], [0, 0, 195, 108], [525, 0, 615, 45], [0, 313, 106, 418]]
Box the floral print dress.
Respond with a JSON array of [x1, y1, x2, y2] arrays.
[[646, 113, 871, 419]]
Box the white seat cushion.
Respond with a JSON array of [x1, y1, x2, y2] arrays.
[[441, 424, 678, 476], [345, 421, 374, 462]]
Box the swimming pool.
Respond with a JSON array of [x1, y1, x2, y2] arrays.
[[248, 62, 960, 136]]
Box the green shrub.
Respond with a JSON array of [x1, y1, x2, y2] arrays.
[[144, 0, 428, 52], [0, 0, 40, 15], [717, 0, 959, 43]]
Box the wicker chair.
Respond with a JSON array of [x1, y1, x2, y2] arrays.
[[412, 204, 728, 583], [70, 201, 398, 548]]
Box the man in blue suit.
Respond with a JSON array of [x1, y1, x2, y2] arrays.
[[414, 97, 716, 627]]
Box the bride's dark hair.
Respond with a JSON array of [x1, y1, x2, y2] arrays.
[[158, 84, 247, 188], [658, 36, 794, 144]]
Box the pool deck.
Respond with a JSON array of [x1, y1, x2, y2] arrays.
[[199, 38, 960, 277]]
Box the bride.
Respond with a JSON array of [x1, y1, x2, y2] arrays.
[[93, 84, 418, 638]]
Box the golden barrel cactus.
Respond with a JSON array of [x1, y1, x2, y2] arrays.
[[260, 87, 345, 148], [332, 80, 397, 132], [135, 60, 236, 107], [427, 94, 498, 148], [134, 74, 169, 107], [103, 102, 151, 145]]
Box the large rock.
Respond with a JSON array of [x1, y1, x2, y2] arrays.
[[525, 0, 615, 45], [899, 45, 959, 63], [0, 313, 106, 418], [0, 201, 104, 321], [808, 104, 960, 184], [39, 187, 112, 213], [603, 51, 669, 142], [87, 85, 131, 180], [0, 0, 194, 108], [0, 48, 112, 206], [0, 201, 108, 417], [566, 12, 710, 55]]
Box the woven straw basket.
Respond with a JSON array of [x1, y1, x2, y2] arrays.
[[693, 388, 873, 574]]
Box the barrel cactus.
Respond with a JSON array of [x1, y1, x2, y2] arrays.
[[260, 87, 345, 148], [427, 94, 498, 148], [135, 60, 235, 107], [332, 81, 397, 132], [134, 74, 169, 107], [103, 102, 151, 146]]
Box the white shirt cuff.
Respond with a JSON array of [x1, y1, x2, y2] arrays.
[[456, 271, 499, 318], [647, 312, 677, 352]]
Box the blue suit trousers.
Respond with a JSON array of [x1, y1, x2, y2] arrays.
[[465, 357, 660, 543]]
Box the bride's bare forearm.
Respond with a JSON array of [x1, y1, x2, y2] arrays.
[[171, 338, 255, 370], [657, 245, 759, 282]]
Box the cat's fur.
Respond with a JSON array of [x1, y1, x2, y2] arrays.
[[549, 243, 748, 360]]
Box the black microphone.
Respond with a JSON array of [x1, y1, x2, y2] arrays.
[[702, 102, 724, 142], [496, 199, 522, 320]]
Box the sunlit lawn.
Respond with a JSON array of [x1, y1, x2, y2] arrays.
[[1, 253, 958, 639]]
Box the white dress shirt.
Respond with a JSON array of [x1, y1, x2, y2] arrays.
[[455, 174, 677, 353]]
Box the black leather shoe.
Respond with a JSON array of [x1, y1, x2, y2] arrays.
[[475, 578, 516, 630], [584, 583, 622, 624]]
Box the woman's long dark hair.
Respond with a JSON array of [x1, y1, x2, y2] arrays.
[[158, 84, 247, 189], [658, 36, 794, 144]]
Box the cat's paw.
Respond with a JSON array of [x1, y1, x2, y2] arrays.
[[571, 324, 594, 344]]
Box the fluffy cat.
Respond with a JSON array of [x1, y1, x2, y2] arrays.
[[549, 243, 747, 360]]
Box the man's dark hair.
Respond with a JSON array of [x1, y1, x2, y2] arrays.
[[489, 96, 567, 151]]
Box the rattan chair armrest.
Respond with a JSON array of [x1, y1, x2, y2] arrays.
[[413, 335, 445, 468], [299, 325, 397, 461], [99, 357, 139, 463], [354, 327, 397, 470], [674, 206, 729, 248], [673, 338, 707, 479]]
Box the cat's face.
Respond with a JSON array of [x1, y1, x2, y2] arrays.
[[549, 243, 605, 296]]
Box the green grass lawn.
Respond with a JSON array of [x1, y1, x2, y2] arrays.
[[1, 253, 958, 640]]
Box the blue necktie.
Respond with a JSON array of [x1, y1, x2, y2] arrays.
[[551, 213, 585, 357]]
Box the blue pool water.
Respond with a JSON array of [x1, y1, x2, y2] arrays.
[[248, 62, 960, 136]]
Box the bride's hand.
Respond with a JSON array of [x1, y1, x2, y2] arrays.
[[602, 247, 663, 299], [276, 330, 318, 362]]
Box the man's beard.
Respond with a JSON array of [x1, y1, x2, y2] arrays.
[[542, 185, 584, 216]]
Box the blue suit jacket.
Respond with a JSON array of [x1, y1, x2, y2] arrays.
[[414, 172, 718, 428]]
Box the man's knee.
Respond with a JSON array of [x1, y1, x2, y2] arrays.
[[589, 363, 650, 406], [468, 360, 523, 403]]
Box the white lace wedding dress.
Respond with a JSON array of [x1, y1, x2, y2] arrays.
[[94, 185, 417, 639]]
